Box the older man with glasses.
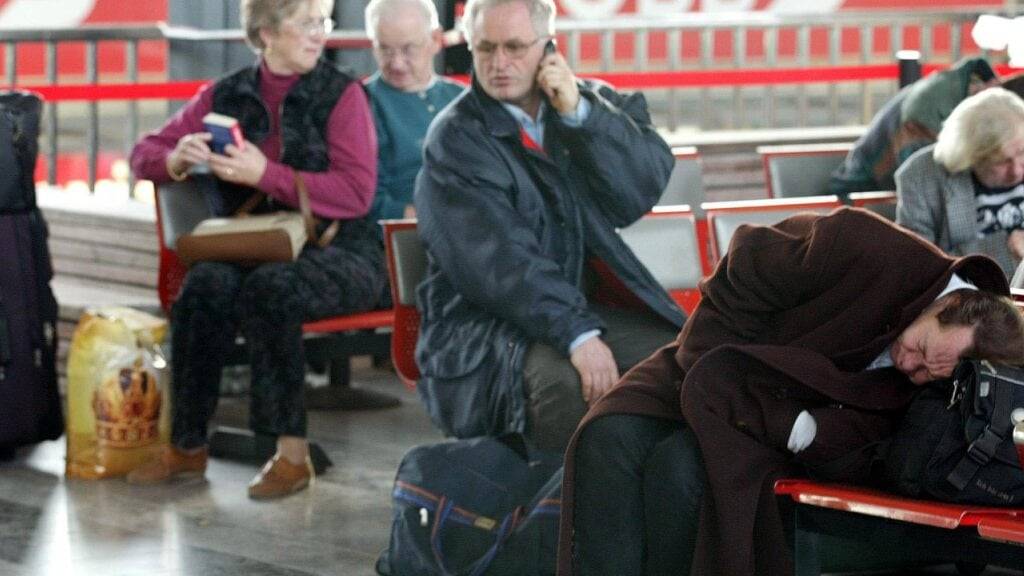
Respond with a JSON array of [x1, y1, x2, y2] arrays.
[[364, 0, 464, 224], [412, 0, 683, 454]]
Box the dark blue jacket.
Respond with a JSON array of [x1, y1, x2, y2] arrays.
[[413, 77, 685, 439]]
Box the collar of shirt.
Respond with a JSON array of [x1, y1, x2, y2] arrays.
[[501, 100, 548, 150], [371, 71, 438, 95], [500, 96, 592, 151]]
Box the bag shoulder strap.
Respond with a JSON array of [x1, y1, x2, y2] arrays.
[[233, 190, 266, 216], [294, 171, 340, 248], [947, 368, 1016, 490], [233, 173, 340, 248]]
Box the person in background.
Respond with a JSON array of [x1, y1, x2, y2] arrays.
[[413, 0, 684, 454], [830, 57, 998, 196], [127, 0, 383, 500], [364, 0, 464, 223], [897, 87, 1024, 279]]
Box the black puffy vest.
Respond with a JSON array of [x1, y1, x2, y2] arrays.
[[205, 58, 354, 216]]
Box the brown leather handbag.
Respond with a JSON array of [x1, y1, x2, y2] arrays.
[[176, 171, 339, 267]]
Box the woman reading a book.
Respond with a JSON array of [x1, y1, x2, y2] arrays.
[[128, 0, 383, 500]]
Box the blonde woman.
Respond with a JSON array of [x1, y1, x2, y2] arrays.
[[897, 87, 1024, 278]]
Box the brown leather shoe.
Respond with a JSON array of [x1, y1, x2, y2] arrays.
[[126, 446, 207, 485], [248, 455, 314, 500]]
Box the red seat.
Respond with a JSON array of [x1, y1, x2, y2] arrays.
[[849, 190, 897, 221], [620, 206, 708, 315], [153, 183, 396, 411], [154, 184, 393, 335], [382, 219, 423, 389], [1011, 287, 1024, 308], [702, 196, 844, 266], [152, 182, 400, 473], [978, 515, 1024, 545], [775, 479, 1015, 529], [380, 213, 703, 389], [302, 309, 394, 334], [757, 143, 853, 199], [774, 478, 1024, 573]]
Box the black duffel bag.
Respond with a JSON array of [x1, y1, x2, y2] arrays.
[[883, 360, 1024, 506], [376, 436, 563, 576]]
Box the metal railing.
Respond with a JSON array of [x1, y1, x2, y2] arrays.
[[0, 9, 1013, 191], [555, 10, 1005, 131]]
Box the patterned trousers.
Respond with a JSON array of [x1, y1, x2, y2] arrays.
[[170, 230, 386, 449]]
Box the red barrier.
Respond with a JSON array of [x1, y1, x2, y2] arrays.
[[20, 80, 209, 101], [16, 60, 1019, 186], [8, 62, 1020, 103]]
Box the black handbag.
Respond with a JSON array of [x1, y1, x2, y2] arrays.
[[883, 360, 1024, 505]]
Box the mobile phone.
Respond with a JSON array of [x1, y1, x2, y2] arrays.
[[540, 39, 559, 100]]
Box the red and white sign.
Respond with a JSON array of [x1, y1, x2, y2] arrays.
[[557, 0, 1001, 18], [0, 0, 167, 79], [0, 0, 97, 28]]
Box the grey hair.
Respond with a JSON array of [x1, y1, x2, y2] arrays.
[[241, 0, 333, 51], [365, 0, 440, 41], [461, 0, 555, 46], [934, 87, 1024, 173]]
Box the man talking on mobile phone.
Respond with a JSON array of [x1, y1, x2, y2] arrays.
[[413, 0, 683, 454]]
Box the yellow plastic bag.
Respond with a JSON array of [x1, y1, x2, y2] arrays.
[[65, 307, 170, 479]]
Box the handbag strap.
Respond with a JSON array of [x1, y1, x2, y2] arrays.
[[293, 170, 341, 248], [234, 190, 266, 216], [231, 173, 340, 249]]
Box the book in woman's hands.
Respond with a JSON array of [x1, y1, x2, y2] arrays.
[[202, 112, 245, 154]]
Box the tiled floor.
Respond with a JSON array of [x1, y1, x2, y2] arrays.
[[0, 362, 441, 576], [2, 361, 1023, 576]]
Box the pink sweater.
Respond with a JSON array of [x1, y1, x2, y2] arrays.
[[130, 61, 378, 220]]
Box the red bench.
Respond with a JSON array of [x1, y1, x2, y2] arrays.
[[379, 211, 712, 391], [154, 181, 397, 408], [154, 182, 399, 471], [775, 479, 1024, 574], [702, 196, 844, 267], [381, 219, 423, 388], [757, 143, 853, 199]]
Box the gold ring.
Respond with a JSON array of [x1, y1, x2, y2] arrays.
[[225, 168, 234, 176]]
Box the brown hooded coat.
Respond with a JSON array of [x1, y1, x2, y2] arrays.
[[557, 208, 1009, 576]]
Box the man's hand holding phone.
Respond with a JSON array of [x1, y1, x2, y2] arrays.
[[536, 39, 580, 115]]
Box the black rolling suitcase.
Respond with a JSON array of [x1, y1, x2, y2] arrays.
[[0, 91, 63, 454]]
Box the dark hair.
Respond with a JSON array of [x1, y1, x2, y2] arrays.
[[935, 289, 1024, 365]]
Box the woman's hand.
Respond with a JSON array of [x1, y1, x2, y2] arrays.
[[167, 132, 212, 178], [208, 140, 268, 188]]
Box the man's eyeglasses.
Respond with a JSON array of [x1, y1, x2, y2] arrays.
[[285, 17, 335, 37], [374, 41, 427, 62], [473, 36, 546, 60]]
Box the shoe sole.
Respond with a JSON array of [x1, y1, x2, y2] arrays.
[[247, 477, 312, 501]]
